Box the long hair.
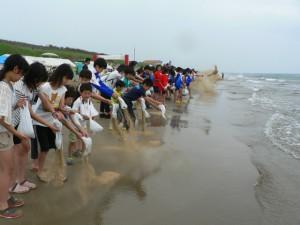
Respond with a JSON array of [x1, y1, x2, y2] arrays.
[[23, 62, 48, 90], [48, 64, 74, 87], [0, 54, 29, 81]]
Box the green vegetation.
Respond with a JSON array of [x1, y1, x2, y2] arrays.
[[0, 39, 98, 61]]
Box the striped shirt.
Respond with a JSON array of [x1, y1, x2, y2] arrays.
[[12, 80, 37, 127]]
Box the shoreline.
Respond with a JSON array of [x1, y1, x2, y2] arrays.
[[3, 80, 262, 225]]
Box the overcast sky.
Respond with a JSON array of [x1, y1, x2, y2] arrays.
[[1, 0, 300, 73]]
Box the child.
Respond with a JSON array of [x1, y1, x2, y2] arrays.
[[64, 85, 82, 165], [11, 62, 59, 194], [72, 83, 99, 140], [153, 65, 163, 100], [184, 68, 193, 98], [92, 58, 111, 118], [167, 69, 176, 100], [72, 83, 99, 126], [33, 64, 83, 180], [160, 67, 170, 103], [122, 78, 165, 128], [0, 54, 29, 219], [78, 69, 111, 105], [111, 80, 125, 118], [101, 64, 124, 89], [143, 65, 155, 81], [122, 66, 142, 90], [111, 80, 126, 133], [174, 67, 183, 104], [91, 58, 128, 111]]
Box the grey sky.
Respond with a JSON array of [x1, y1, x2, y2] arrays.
[[1, 0, 300, 73]]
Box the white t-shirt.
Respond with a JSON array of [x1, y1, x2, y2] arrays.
[[0, 81, 14, 132], [72, 97, 99, 118], [101, 70, 122, 88], [33, 82, 67, 127]]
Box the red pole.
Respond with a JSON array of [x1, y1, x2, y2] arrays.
[[125, 54, 129, 65], [93, 54, 98, 61]]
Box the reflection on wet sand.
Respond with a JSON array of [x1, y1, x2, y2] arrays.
[[4, 75, 262, 225], [3, 115, 171, 225], [170, 115, 188, 130]]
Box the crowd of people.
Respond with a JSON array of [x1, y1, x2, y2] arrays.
[[0, 54, 196, 219]]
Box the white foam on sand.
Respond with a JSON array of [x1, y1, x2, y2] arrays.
[[265, 113, 300, 159]]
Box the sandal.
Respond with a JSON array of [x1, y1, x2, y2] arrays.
[[9, 183, 30, 194], [0, 208, 22, 219], [20, 180, 37, 190], [7, 196, 24, 208]]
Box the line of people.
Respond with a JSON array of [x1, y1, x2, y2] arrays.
[[0, 54, 195, 219]]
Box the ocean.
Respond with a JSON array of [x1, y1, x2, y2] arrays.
[[224, 73, 300, 225]]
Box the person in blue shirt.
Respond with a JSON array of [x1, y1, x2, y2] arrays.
[[174, 67, 183, 103], [122, 78, 165, 129], [91, 58, 128, 118], [184, 68, 193, 98], [143, 65, 154, 81], [91, 58, 112, 118]]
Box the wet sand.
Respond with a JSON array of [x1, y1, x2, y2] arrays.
[[4, 81, 262, 225]]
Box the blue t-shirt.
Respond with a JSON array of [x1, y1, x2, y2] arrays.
[[175, 73, 183, 89], [186, 74, 192, 86], [123, 86, 146, 103], [92, 73, 114, 97]]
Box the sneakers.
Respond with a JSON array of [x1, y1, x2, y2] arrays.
[[0, 208, 22, 219]]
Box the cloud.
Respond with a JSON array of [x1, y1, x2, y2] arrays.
[[0, 0, 299, 73]]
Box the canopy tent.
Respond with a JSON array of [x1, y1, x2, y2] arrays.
[[24, 56, 76, 70], [0, 54, 75, 69], [41, 53, 59, 58]]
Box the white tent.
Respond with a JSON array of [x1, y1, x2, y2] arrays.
[[1, 54, 75, 70], [24, 56, 76, 69], [41, 53, 59, 58]]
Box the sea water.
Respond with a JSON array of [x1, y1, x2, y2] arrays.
[[225, 73, 300, 225]]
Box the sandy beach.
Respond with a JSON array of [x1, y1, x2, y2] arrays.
[[3, 79, 262, 225]]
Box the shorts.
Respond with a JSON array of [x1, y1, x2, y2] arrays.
[[0, 132, 13, 151], [35, 126, 56, 151]]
